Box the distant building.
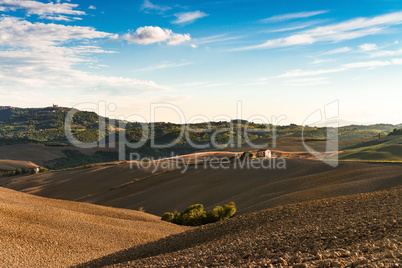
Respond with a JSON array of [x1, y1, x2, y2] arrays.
[[52, 104, 59, 108], [256, 149, 271, 158]]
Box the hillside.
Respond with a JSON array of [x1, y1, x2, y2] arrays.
[[1, 106, 401, 170], [2, 106, 399, 144], [339, 135, 402, 161], [0, 159, 38, 171], [2, 158, 401, 217], [0, 186, 188, 268], [78, 186, 402, 267]]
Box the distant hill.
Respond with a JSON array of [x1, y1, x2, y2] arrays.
[[1, 106, 400, 144], [339, 134, 402, 161], [0, 106, 401, 169], [0, 106, 103, 143]]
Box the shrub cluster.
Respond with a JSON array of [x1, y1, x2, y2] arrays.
[[388, 128, 402, 136], [161, 202, 236, 226]]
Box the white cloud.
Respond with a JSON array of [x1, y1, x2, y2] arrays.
[[266, 24, 313, 33], [286, 77, 330, 86], [191, 44, 198, 48], [168, 33, 192, 45], [172, 11, 208, 24], [279, 58, 402, 78], [323, 47, 352, 55], [0, 47, 164, 93], [0, 0, 85, 18], [141, 0, 170, 12], [174, 81, 229, 89], [359, 43, 378, 51], [0, 17, 166, 94], [123, 26, 190, 45], [0, 17, 110, 48], [310, 58, 333, 64], [39, 15, 82, 21], [343, 60, 393, 69], [134, 61, 192, 72], [369, 48, 402, 57], [279, 68, 344, 78], [193, 34, 243, 45], [236, 12, 402, 51], [88, 5, 96, 10], [261, 10, 329, 23], [242, 77, 269, 86], [311, 59, 325, 64]]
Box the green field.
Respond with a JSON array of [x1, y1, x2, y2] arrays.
[[339, 135, 402, 161]]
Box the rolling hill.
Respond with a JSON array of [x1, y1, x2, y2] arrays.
[[2, 157, 401, 217], [339, 135, 402, 161], [0, 159, 38, 171], [78, 186, 402, 267], [0, 186, 188, 268], [1, 106, 401, 170]]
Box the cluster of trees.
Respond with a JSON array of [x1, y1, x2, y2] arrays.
[[1, 107, 401, 170], [0, 106, 102, 143], [2, 107, 401, 146], [161, 202, 236, 226], [388, 128, 402, 136]]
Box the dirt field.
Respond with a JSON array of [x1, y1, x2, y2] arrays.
[[0, 144, 67, 163], [0, 159, 39, 170], [2, 158, 401, 217], [77, 187, 402, 267], [0, 186, 189, 268]]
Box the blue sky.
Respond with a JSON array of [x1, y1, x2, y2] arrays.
[[0, 0, 401, 124]]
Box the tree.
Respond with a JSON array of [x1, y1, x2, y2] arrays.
[[162, 202, 236, 226]]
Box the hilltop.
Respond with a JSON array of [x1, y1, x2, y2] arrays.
[[1, 106, 399, 144]]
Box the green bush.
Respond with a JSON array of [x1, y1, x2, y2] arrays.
[[161, 212, 174, 222], [388, 128, 402, 136], [161, 202, 236, 226]]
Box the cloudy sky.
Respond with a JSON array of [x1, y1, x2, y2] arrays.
[[0, 0, 401, 124]]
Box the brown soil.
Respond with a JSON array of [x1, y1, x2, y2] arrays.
[[0, 159, 39, 170], [0, 187, 189, 268], [78, 187, 402, 268], [2, 159, 401, 218]]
